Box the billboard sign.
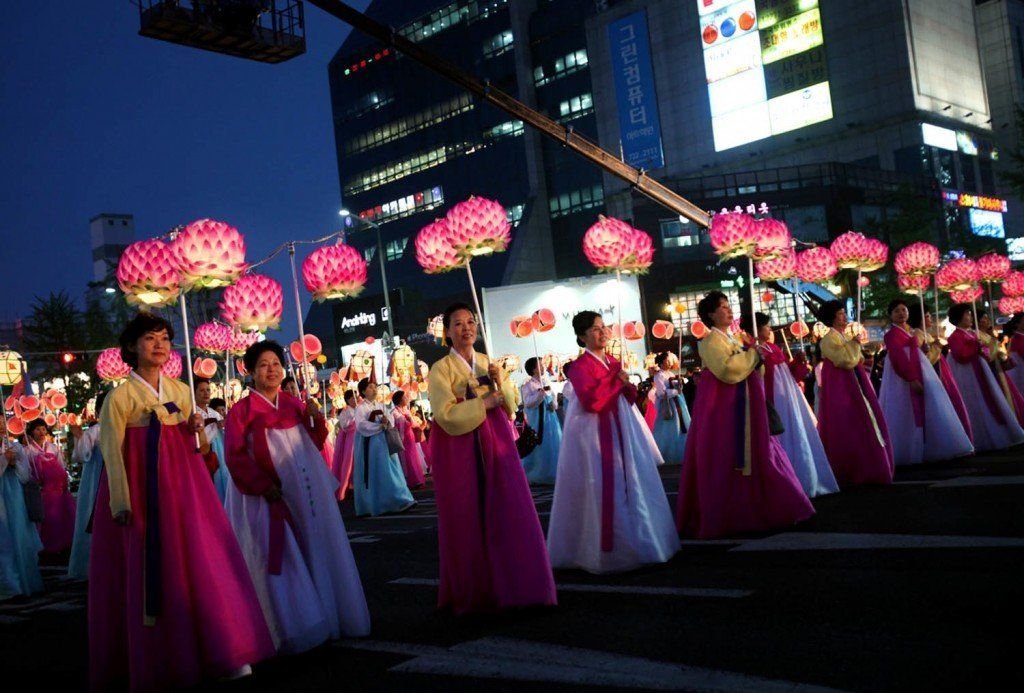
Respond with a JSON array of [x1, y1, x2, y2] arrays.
[[608, 11, 665, 169]]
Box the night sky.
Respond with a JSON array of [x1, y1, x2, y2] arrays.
[[1, 1, 371, 340]]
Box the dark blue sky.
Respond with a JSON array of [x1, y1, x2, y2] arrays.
[[1, 0, 370, 339]]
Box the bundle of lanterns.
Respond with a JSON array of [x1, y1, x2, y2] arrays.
[[755, 249, 804, 342], [829, 231, 888, 322], [795, 246, 838, 339], [894, 241, 941, 325], [1001, 270, 1024, 316], [976, 253, 1011, 324], [936, 258, 982, 330], [2, 388, 74, 435]]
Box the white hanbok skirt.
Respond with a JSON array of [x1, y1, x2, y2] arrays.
[[548, 397, 679, 574], [225, 425, 371, 654], [945, 354, 1024, 452], [771, 367, 839, 497], [879, 348, 974, 465]]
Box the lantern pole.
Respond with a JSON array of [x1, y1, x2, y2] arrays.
[[918, 291, 926, 334], [615, 269, 626, 369], [857, 269, 863, 323], [933, 277, 942, 341], [464, 260, 492, 357], [986, 280, 996, 327], [223, 349, 231, 407], [530, 329, 543, 383], [790, 282, 805, 352], [287, 242, 316, 426], [178, 297, 201, 452], [746, 257, 757, 336], [971, 298, 980, 336], [677, 323, 683, 374], [0, 382, 8, 452]]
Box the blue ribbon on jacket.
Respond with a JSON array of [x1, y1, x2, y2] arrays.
[[144, 402, 178, 625]]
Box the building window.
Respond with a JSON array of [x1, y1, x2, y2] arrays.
[[659, 219, 701, 249], [344, 93, 474, 155], [397, 0, 509, 44], [557, 93, 594, 122], [336, 90, 394, 123], [363, 246, 376, 263], [483, 30, 514, 59], [535, 48, 589, 86], [358, 186, 444, 225], [345, 145, 467, 196], [548, 184, 603, 218], [483, 120, 524, 140], [385, 237, 409, 261], [507, 204, 525, 227]]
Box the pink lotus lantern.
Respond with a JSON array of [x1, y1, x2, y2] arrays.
[[829, 231, 871, 270], [863, 238, 888, 272], [531, 308, 556, 332], [755, 250, 797, 281], [229, 330, 261, 356], [935, 258, 980, 292], [583, 215, 634, 272], [415, 219, 463, 274], [171, 219, 248, 290], [220, 274, 283, 332], [193, 322, 231, 354], [1004, 271, 1024, 298], [949, 286, 984, 304], [976, 253, 1011, 283], [116, 239, 181, 308], [302, 243, 367, 301], [95, 347, 131, 383], [796, 247, 838, 284], [894, 242, 940, 277], [897, 274, 931, 295], [621, 227, 655, 274], [752, 218, 791, 261], [161, 351, 183, 379], [709, 212, 758, 260], [445, 196, 511, 258], [999, 296, 1024, 316]]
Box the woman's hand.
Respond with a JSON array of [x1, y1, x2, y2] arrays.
[[487, 363, 502, 386], [188, 413, 204, 433], [483, 391, 504, 410], [617, 370, 630, 384], [306, 398, 322, 419]]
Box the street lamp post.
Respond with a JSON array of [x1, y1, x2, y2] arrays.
[[340, 209, 395, 346]]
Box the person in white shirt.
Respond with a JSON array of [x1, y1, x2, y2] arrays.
[[519, 357, 562, 485], [352, 378, 415, 517]]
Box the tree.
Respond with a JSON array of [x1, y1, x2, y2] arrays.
[[22, 291, 92, 413]]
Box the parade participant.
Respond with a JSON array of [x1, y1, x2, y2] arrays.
[[67, 392, 107, 580], [92, 312, 273, 691], [410, 403, 430, 472], [519, 357, 562, 484], [559, 361, 576, 421], [1005, 314, 1024, 396], [352, 377, 416, 517], [24, 419, 76, 554], [0, 416, 43, 599], [650, 352, 689, 465], [815, 300, 894, 486], [677, 293, 813, 539], [194, 377, 228, 502], [331, 390, 358, 500], [210, 397, 227, 419], [391, 390, 426, 489], [282, 376, 300, 399], [908, 305, 972, 442], [978, 312, 1024, 427], [879, 300, 973, 466], [548, 311, 679, 573], [752, 313, 838, 497], [945, 304, 1024, 451], [224, 340, 370, 655], [426, 302, 556, 613]]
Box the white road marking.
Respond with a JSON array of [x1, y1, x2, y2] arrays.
[[728, 532, 1024, 552], [388, 577, 751, 598], [930, 475, 1024, 488], [334, 636, 839, 691]]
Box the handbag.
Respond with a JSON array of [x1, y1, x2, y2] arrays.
[[516, 422, 540, 458], [23, 479, 44, 523], [385, 426, 405, 456]]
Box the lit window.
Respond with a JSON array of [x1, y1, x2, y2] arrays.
[[358, 186, 444, 226], [483, 30, 514, 59], [534, 48, 589, 86], [385, 237, 409, 261], [557, 92, 594, 122], [548, 184, 604, 218], [363, 246, 376, 262], [344, 93, 474, 155]]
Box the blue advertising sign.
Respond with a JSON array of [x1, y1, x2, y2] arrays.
[[607, 11, 665, 170]]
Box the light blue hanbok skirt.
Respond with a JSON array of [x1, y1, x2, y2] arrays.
[[0, 471, 43, 598], [353, 432, 415, 517], [522, 395, 562, 484], [68, 454, 103, 580], [652, 394, 689, 465]]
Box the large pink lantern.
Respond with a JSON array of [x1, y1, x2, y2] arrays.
[[897, 274, 931, 295], [444, 196, 512, 258], [752, 218, 791, 261], [862, 238, 888, 272], [976, 253, 1011, 283], [999, 296, 1024, 316], [95, 347, 131, 383], [415, 219, 462, 274], [894, 242, 940, 276], [935, 258, 980, 292], [193, 322, 231, 354], [220, 274, 283, 332], [829, 231, 871, 270], [161, 350, 183, 379], [709, 212, 758, 260], [302, 243, 367, 301], [583, 215, 634, 272], [949, 286, 984, 304], [755, 249, 797, 281], [229, 330, 261, 356], [116, 239, 181, 308], [622, 226, 655, 274], [796, 247, 838, 284], [1003, 271, 1024, 298], [170, 219, 248, 290]]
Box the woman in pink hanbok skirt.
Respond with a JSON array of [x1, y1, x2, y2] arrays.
[[426, 303, 556, 614], [908, 304, 973, 442], [24, 420, 76, 554], [331, 391, 358, 500], [91, 313, 273, 692], [1003, 315, 1024, 396], [677, 292, 814, 539], [816, 301, 894, 487], [391, 391, 426, 488]]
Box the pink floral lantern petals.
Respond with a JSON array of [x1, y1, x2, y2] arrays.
[[976, 253, 1011, 283], [583, 215, 634, 272], [161, 351, 183, 379], [999, 296, 1024, 316], [220, 274, 283, 332], [95, 347, 131, 383], [830, 231, 871, 270], [949, 286, 984, 304], [444, 196, 511, 259], [709, 212, 758, 260], [116, 239, 181, 308], [755, 249, 797, 281], [415, 219, 463, 274], [936, 258, 980, 293], [302, 243, 368, 301], [897, 274, 931, 296], [171, 219, 248, 290], [796, 247, 838, 284], [229, 329, 261, 356], [1003, 271, 1024, 298], [193, 322, 231, 354], [894, 242, 940, 277], [752, 218, 792, 261], [622, 227, 655, 274], [862, 238, 889, 272]]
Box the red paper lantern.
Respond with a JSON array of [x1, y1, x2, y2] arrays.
[[755, 250, 797, 281], [531, 308, 556, 332], [976, 253, 1011, 283], [161, 351, 183, 379]]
